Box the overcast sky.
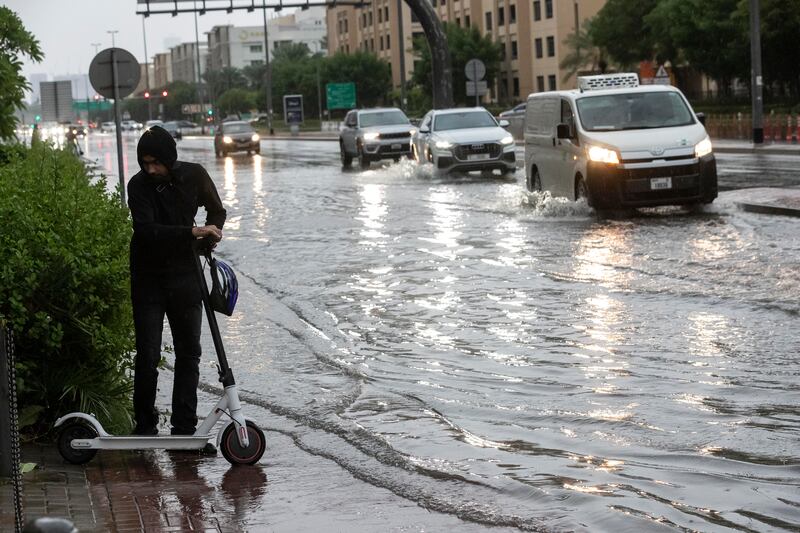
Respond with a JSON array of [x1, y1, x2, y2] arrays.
[[8, 0, 291, 80]]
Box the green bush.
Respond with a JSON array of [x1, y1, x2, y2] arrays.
[[0, 142, 134, 436]]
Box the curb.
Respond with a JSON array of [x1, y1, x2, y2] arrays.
[[736, 202, 800, 218]]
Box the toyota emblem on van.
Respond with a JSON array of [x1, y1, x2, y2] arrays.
[[649, 147, 665, 156]]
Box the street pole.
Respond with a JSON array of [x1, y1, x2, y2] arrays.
[[473, 61, 479, 107], [317, 62, 323, 122], [397, 0, 407, 111], [749, 0, 763, 144], [110, 48, 127, 206], [107, 30, 118, 48], [194, 0, 206, 134], [262, 1, 274, 135], [142, 16, 152, 120]]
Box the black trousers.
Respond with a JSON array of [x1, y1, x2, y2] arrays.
[[132, 272, 202, 434]]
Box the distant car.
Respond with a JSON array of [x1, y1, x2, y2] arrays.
[[175, 120, 197, 129], [162, 121, 183, 140], [214, 121, 260, 157], [498, 103, 526, 118], [66, 124, 87, 137], [100, 121, 116, 133], [144, 120, 164, 130], [121, 120, 143, 131], [412, 107, 516, 175], [338, 107, 415, 169]]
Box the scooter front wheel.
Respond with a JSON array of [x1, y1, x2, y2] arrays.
[[220, 420, 266, 466], [57, 422, 98, 465]]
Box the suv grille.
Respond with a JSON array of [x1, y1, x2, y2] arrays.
[[380, 131, 411, 139], [454, 142, 501, 160]]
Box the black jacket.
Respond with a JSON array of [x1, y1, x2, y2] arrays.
[[128, 160, 226, 276]]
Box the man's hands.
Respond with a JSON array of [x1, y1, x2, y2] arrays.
[[192, 225, 223, 242]]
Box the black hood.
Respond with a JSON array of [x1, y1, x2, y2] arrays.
[[137, 126, 177, 175]]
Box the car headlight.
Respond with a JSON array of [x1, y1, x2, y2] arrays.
[[500, 135, 514, 145], [363, 132, 380, 141], [435, 139, 453, 149], [587, 145, 620, 165], [223, 135, 233, 144], [694, 136, 712, 158], [409, 128, 417, 136], [251, 133, 260, 142]]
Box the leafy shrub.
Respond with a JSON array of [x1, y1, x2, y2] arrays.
[[0, 142, 134, 436]]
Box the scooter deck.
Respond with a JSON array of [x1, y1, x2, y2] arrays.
[[71, 435, 213, 451]]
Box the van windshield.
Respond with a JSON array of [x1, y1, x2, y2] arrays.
[[576, 91, 695, 131]]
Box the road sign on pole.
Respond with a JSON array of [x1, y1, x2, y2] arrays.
[[326, 83, 356, 110], [465, 59, 486, 106], [466, 81, 489, 97], [89, 48, 140, 206]]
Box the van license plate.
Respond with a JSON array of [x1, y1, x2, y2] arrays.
[[391, 143, 402, 150], [467, 153, 490, 161], [650, 177, 672, 190]]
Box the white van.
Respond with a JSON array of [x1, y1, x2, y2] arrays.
[[523, 73, 717, 208]]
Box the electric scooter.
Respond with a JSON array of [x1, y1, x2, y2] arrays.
[[55, 241, 266, 466]]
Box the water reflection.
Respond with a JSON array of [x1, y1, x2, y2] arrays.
[[356, 183, 388, 247], [223, 157, 240, 231], [251, 155, 271, 240], [419, 187, 464, 259]]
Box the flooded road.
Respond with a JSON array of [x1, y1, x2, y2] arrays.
[[91, 135, 800, 532]]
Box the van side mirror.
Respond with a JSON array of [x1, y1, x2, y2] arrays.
[[418, 126, 430, 134], [498, 119, 510, 127], [556, 123, 572, 139], [696, 112, 706, 126]]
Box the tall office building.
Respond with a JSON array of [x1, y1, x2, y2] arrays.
[[327, 0, 607, 103], [171, 42, 208, 84]]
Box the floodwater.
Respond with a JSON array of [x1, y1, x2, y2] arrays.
[[91, 135, 800, 532]]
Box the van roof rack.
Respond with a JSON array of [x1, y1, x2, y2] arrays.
[[577, 73, 639, 92]]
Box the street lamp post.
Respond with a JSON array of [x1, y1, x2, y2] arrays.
[[749, 0, 764, 144], [262, 0, 274, 135], [107, 30, 118, 48], [397, 0, 407, 111], [141, 16, 152, 120], [193, 0, 206, 134]]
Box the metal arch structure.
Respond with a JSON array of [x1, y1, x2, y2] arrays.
[[136, 0, 453, 109]]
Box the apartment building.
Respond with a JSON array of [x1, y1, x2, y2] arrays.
[[207, 8, 327, 71], [327, 0, 607, 103], [153, 52, 173, 88], [170, 42, 208, 84]]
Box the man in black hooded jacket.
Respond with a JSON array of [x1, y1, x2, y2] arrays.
[[128, 125, 226, 437]]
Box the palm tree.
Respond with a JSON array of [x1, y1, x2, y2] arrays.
[[560, 18, 610, 83]]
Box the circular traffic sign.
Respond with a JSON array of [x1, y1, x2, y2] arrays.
[[465, 59, 486, 81], [89, 48, 141, 99]]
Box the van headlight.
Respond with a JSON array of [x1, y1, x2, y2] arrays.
[[363, 132, 380, 141], [435, 139, 453, 149], [223, 135, 233, 144], [251, 133, 260, 142], [694, 136, 713, 158], [500, 135, 515, 145], [587, 145, 620, 165]]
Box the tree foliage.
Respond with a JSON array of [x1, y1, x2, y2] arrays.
[[0, 7, 43, 140], [322, 51, 392, 108], [0, 143, 135, 435], [411, 23, 502, 106], [216, 87, 256, 117], [560, 18, 610, 82]]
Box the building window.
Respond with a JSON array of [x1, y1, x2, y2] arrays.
[[510, 4, 516, 24], [533, 0, 541, 21], [368, 11, 372, 25], [545, 0, 553, 18], [411, 10, 419, 22], [441, 0, 447, 5], [498, 6, 504, 25], [344, 19, 348, 32], [537, 75, 544, 92], [378, 8, 382, 23], [386, 35, 390, 49], [535, 38, 543, 58], [501, 79, 508, 98], [499, 45, 505, 61], [548, 74, 556, 90], [465, 15, 470, 26], [362, 13, 366, 28], [249, 45, 262, 53], [547, 35, 555, 57], [432, 0, 437, 6], [511, 40, 518, 59], [385, 7, 389, 21], [380, 35, 384, 50], [485, 11, 492, 30], [513, 77, 520, 97], [370, 38, 374, 51]]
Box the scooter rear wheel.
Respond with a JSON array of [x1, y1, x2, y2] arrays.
[[57, 422, 98, 465], [220, 420, 266, 466]]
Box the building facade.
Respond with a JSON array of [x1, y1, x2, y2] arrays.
[[153, 52, 173, 88], [327, 0, 607, 104], [207, 8, 327, 71], [170, 42, 208, 84]]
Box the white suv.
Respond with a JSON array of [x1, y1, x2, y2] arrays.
[[339, 108, 416, 169]]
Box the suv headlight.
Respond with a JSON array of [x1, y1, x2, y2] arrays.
[[251, 133, 260, 142], [223, 135, 233, 144], [587, 145, 620, 165], [500, 135, 514, 145], [694, 136, 712, 158], [363, 132, 380, 141], [435, 139, 453, 149]]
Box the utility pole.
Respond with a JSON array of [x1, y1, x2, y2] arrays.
[[194, 0, 206, 134], [397, 0, 407, 111], [749, 0, 764, 144], [262, 1, 274, 135], [142, 16, 152, 120], [107, 30, 118, 48]]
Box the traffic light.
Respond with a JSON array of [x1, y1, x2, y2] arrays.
[[144, 91, 150, 98], [34, 114, 41, 122], [207, 108, 213, 116], [161, 90, 168, 97]]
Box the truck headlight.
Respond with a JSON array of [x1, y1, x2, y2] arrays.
[[587, 145, 620, 165], [251, 133, 260, 142], [363, 132, 380, 141], [500, 135, 514, 145], [694, 136, 712, 158], [435, 139, 453, 149], [223, 135, 233, 144]]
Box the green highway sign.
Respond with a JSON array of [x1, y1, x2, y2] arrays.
[[326, 82, 356, 110], [73, 100, 112, 111]]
